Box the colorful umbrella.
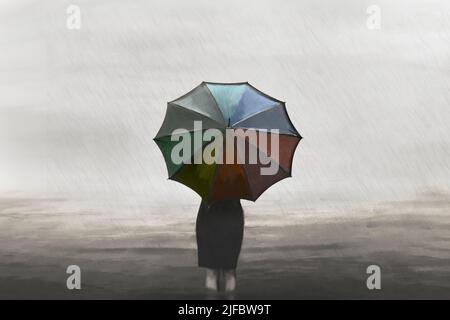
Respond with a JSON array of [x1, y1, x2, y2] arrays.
[[154, 82, 302, 202]]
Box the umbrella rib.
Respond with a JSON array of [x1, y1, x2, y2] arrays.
[[235, 137, 255, 200], [154, 129, 205, 142], [235, 127, 302, 139], [280, 102, 301, 137], [231, 103, 283, 127], [231, 103, 279, 127], [169, 102, 225, 128], [285, 136, 302, 177], [230, 127, 302, 142], [204, 137, 227, 202], [154, 103, 226, 139], [234, 136, 293, 202], [237, 126, 300, 137], [203, 83, 227, 125], [261, 135, 301, 176], [244, 134, 293, 177], [232, 102, 301, 137], [245, 82, 285, 104], [168, 134, 218, 180], [169, 82, 204, 104]]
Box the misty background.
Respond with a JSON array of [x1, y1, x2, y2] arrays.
[[1, 0, 449, 212]]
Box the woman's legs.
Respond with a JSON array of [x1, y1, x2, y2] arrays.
[[223, 269, 236, 292], [205, 268, 219, 291], [205, 269, 237, 292]]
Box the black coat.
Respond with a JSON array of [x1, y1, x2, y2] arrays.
[[196, 200, 244, 269]]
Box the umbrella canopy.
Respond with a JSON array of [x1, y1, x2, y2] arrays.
[[154, 82, 302, 202]]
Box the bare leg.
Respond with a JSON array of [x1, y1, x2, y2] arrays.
[[205, 268, 219, 291], [223, 269, 237, 292]]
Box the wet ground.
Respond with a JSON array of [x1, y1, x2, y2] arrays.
[[0, 195, 449, 299]]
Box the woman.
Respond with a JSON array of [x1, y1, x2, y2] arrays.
[[196, 199, 244, 292]]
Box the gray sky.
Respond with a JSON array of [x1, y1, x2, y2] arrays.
[[1, 0, 449, 211]]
